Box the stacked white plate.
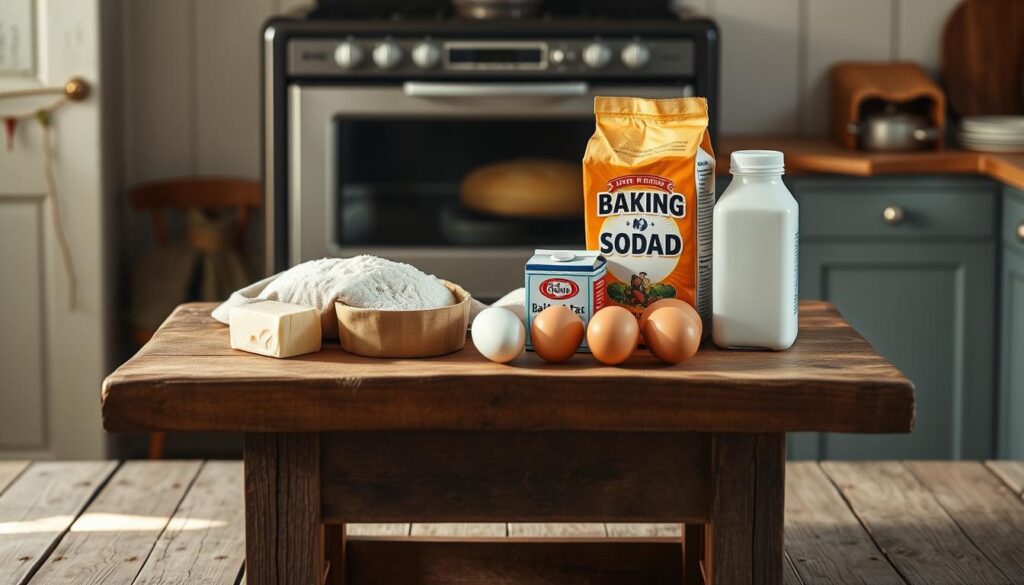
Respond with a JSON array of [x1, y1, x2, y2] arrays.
[[957, 116, 1024, 152]]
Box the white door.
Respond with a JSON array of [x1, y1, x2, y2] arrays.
[[0, 0, 107, 458]]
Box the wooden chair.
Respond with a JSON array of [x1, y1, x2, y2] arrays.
[[128, 177, 260, 459]]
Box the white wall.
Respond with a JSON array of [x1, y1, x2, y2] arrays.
[[697, 0, 960, 135], [121, 0, 306, 186]]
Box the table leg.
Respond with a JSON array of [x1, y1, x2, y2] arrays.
[[705, 433, 784, 585], [245, 433, 329, 585], [325, 524, 346, 585], [683, 523, 704, 585], [754, 433, 785, 584]]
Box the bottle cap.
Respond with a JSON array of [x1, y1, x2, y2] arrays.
[[730, 150, 785, 175]]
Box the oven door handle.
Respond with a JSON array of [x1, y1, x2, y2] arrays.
[[402, 81, 589, 98]]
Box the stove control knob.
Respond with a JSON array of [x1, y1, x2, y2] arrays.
[[373, 41, 403, 70], [549, 48, 576, 66], [621, 42, 651, 69], [333, 41, 364, 70], [582, 42, 612, 69], [412, 41, 441, 69]]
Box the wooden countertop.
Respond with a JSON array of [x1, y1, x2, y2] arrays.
[[102, 301, 913, 434], [717, 136, 1024, 190]]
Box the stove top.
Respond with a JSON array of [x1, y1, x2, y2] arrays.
[[308, 0, 681, 21]]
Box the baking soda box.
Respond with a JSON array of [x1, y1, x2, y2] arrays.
[[525, 249, 607, 352]]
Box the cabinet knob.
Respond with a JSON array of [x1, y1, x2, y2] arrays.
[[882, 205, 905, 225], [1017, 221, 1024, 242]]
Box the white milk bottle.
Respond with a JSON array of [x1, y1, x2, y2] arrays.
[[712, 150, 799, 350]]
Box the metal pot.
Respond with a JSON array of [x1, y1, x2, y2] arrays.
[[452, 0, 542, 19], [847, 110, 939, 152]]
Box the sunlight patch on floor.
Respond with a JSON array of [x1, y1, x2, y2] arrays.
[[0, 515, 75, 534], [0, 513, 228, 534]]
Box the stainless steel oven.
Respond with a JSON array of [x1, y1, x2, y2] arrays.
[[264, 13, 719, 299]]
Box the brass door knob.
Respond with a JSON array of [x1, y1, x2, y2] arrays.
[[882, 205, 905, 225], [63, 77, 90, 101], [1017, 221, 1024, 242]]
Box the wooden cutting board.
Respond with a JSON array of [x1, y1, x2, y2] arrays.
[[942, 0, 1024, 116]]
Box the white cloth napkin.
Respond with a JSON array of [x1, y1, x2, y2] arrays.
[[211, 273, 280, 325]]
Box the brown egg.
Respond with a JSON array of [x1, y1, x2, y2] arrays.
[[531, 305, 584, 363], [586, 306, 640, 366], [640, 298, 703, 339], [642, 304, 702, 364]]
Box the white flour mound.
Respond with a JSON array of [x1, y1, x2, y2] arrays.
[[211, 256, 457, 339], [261, 256, 454, 311]]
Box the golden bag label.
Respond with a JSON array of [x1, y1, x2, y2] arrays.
[[583, 96, 715, 326]]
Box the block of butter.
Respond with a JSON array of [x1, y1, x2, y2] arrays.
[[229, 301, 322, 358]]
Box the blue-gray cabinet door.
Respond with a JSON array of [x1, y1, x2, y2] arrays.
[[1001, 247, 1024, 458], [1000, 188, 1024, 457], [794, 241, 997, 460]]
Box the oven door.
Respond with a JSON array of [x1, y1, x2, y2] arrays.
[[289, 81, 692, 299]]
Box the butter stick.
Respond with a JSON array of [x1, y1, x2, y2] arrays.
[[229, 301, 322, 358]]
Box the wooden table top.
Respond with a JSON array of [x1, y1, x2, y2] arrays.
[[101, 301, 914, 434]]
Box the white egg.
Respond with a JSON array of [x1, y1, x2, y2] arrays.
[[471, 307, 526, 363]]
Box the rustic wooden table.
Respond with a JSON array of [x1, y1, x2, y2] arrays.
[[102, 301, 915, 585]]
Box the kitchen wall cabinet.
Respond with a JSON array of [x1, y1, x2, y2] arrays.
[[1000, 187, 1024, 458], [786, 176, 1000, 460]]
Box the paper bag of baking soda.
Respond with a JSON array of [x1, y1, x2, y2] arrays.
[[583, 96, 715, 330]]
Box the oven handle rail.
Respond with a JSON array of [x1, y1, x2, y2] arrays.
[[402, 81, 590, 98]]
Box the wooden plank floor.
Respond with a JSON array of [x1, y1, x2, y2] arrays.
[[0, 461, 1022, 584]]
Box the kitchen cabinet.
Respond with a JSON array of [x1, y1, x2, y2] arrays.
[[1000, 187, 1024, 458], [786, 176, 999, 460], [794, 240, 995, 459]]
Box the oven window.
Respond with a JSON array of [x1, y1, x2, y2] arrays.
[[335, 118, 591, 248]]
